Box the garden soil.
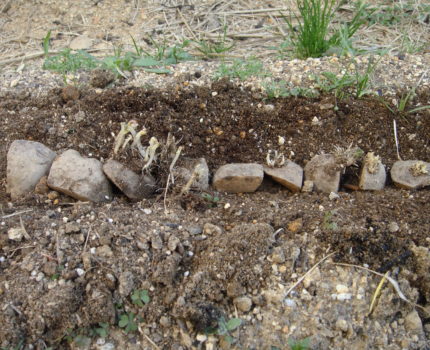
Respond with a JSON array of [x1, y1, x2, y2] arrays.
[[0, 80, 430, 349]]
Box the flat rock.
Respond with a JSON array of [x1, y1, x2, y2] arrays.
[[7, 140, 57, 200], [103, 159, 155, 200], [174, 157, 209, 191], [213, 163, 263, 193], [47, 149, 112, 202], [359, 152, 386, 190], [264, 161, 303, 192], [304, 154, 340, 193], [391, 160, 430, 190]]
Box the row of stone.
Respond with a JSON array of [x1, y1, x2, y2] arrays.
[[213, 153, 430, 194], [6, 140, 430, 203]]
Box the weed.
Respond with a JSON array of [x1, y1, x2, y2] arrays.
[[131, 289, 151, 307], [193, 25, 234, 59], [288, 337, 311, 350], [206, 317, 242, 345], [42, 32, 193, 77], [43, 30, 52, 58], [214, 58, 269, 81], [43, 49, 99, 74], [201, 193, 220, 207], [314, 55, 382, 104], [93, 322, 109, 338], [263, 80, 319, 99], [118, 312, 140, 334], [380, 72, 430, 114], [281, 0, 371, 58], [323, 211, 337, 231]]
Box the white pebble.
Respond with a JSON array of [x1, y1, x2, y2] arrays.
[[76, 268, 85, 276]]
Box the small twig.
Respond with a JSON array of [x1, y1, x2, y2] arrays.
[[83, 226, 92, 252], [0, 48, 104, 67], [19, 216, 31, 240], [1, 209, 33, 219], [8, 303, 22, 316], [333, 262, 430, 315], [177, 9, 198, 41], [40, 252, 58, 262], [368, 271, 389, 316], [393, 119, 402, 161], [285, 252, 335, 298], [7, 245, 36, 259], [144, 334, 161, 350]]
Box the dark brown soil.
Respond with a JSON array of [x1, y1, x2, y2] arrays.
[[0, 81, 429, 349]]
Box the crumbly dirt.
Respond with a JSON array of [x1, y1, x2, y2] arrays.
[[0, 79, 430, 350]]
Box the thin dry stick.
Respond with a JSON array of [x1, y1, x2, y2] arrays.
[[368, 271, 389, 316], [144, 334, 161, 350], [218, 8, 290, 15], [1, 209, 33, 219], [83, 226, 92, 252], [285, 252, 335, 298], [177, 9, 198, 41], [333, 262, 430, 316], [7, 245, 36, 258], [19, 216, 31, 240], [0, 48, 105, 66], [393, 120, 401, 160]]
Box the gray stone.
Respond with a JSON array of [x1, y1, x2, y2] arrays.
[[404, 310, 423, 334], [103, 159, 155, 200], [304, 154, 340, 193], [203, 223, 223, 235], [118, 271, 135, 297], [7, 140, 56, 200], [271, 247, 286, 264], [65, 222, 81, 234], [264, 161, 303, 192], [391, 160, 430, 190], [213, 163, 264, 193], [174, 157, 209, 191], [359, 152, 386, 190], [96, 245, 113, 258], [8, 227, 26, 241], [234, 296, 252, 312], [47, 150, 112, 202]]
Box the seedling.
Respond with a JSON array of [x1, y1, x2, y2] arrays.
[[131, 289, 151, 307], [266, 150, 285, 167], [288, 337, 311, 350], [206, 317, 242, 344], [118, 312, 140, 334], [193, 25, 234, 59], [323, 211, 338, 231], [94, 322, 109, 338], [214, 58, 269, 81], [201, 193, 220, 207], [263, 80, 318, 99]]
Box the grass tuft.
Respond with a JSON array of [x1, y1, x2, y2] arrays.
[[282, 0, 371, 58]]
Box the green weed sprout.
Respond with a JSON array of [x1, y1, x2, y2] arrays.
[[379, 71, 430, 114], [118, 312, 139, 334], [215, 58, 269, 81], [131, 289, 151, 307], [206, 317, 242, 345], [288, 337, 311, 350], [194, 25, 234, 59]]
